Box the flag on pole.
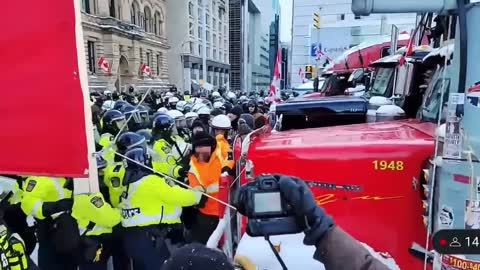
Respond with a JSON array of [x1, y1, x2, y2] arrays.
[[140, 63, 152, 76], [97, 57, 111, 73], [399, 29, 415, 66], [268, 48, 282, 103]]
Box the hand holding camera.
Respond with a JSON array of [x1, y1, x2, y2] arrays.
[[234, 174, 334, 246]]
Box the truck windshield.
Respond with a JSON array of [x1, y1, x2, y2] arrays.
[[370, 68, 394, 96]]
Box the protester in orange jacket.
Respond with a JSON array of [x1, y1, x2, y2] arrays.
[[187, 131, 223, 244]]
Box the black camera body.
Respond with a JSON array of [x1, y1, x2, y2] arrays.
[[235, 174, 306, 237]]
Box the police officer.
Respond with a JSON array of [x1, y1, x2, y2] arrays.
[[119, 147, 205, 270], [20, 176, 75, 270], [151, 114, 189, 180], [72, 189, 121, 270], [98, 110, 127, 164], [167, 110, 190, 142], [103, 133, 148, 270]]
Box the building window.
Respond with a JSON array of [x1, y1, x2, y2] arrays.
[[189, 42, 194, 54], [153, 10, 164, 36], [144, 7, 152, 32], [206, 14, 209, 26], [224, 25, 227, 36], [109, 0, 116, 17], [219, 52, 223, 62], [131, 1, 139, 24], [156, 54, 161, 75], [206, 30, 210, 42], [87, 41, 96, 73], [213, 49, 217, 59], [218, 22, 221, 32], [198, 26, 202, 39], [198, 8, 202, 23], [213, 34, 217, 46], [82, 0, 90, 13], [207, 46, 210, 58], [146, 52, 151, 66], [198, 45, 203, 56], [212, 18, 216, 30], [189, 22, 194, 35], [218, 9, 222, 20], [338, 14, 345, 20], [198, 0, 202, 6], [139, 48, 143, 63], [355, 15, 361, 20], [188, 1, 193, 16]]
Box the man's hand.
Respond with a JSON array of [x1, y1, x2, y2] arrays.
[[278, 175, 334, 246]]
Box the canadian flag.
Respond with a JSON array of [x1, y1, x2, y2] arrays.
[[140, 63, 152, 76], [267, 48, 282, 103], [97, 57, 111, 73]]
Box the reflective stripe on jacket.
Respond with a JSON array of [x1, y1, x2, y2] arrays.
[[21, 176, 72, 220], [188, 148, 223, 216], [120, 174, 200, 227]]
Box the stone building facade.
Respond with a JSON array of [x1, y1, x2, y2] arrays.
[[81, 0, 170, 92]]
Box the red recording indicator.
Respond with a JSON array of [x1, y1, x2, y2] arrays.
[[440, 239, 447, 246]]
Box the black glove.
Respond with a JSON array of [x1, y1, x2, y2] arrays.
[[42, 198, 73, 217], [178, 167, 188, 178], [278, 176, 334, 246]]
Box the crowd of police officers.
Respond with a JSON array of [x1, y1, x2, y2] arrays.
[[0, 85, 271, 270]]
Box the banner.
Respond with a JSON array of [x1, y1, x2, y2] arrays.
[[0, 1, 89, 176]]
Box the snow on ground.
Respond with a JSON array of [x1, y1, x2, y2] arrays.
[[236, 233, 400, 270]]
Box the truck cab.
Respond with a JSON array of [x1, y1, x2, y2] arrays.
[[230, 43, 454, 270]]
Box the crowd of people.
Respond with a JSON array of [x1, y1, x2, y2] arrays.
[[0, 85, 393, 270]]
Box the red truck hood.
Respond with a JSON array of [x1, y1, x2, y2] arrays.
[[243, 119, 436, 269], [253, 119, 434, 150]]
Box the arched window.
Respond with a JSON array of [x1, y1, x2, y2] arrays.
[[154, 12, 160, 35], [158, 10, 164, 36], [131, 1, 139, 25], [144, 7, 152, 32]]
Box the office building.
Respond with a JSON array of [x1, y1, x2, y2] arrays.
[[166, 0, 230, 93], [229, 0, 275, 92]]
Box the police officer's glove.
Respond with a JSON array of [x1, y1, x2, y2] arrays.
[[178, 167, 189, 178], [278, 176, 334, 246], [42, 198, 74, 217]]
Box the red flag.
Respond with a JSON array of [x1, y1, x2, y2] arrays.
[[405, 29, 415, 57], [268, 48, 282, 103], [140, 63, 152, 76], [97, 57, 111, 73], [0, 1, 89, 176]]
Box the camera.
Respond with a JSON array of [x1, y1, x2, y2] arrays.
[[234, 174, 306, 237]]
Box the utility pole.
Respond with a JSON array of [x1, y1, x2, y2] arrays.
[[202, 0, 207, 84]]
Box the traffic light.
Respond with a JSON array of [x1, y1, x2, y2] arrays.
[[313, 12, 321, 29]]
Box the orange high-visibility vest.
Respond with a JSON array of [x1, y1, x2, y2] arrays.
[[188, 148, 223, 216]]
